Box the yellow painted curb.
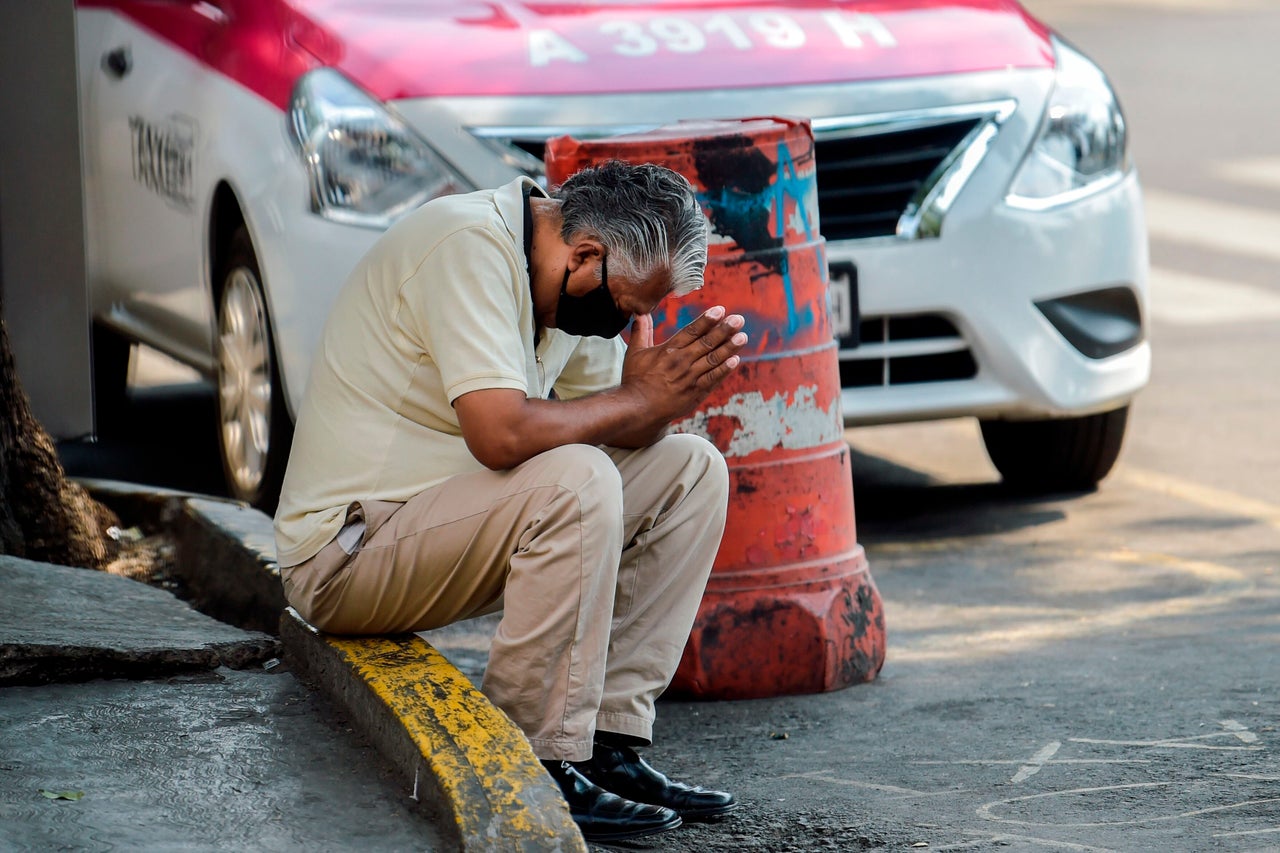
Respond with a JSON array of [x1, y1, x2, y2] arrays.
[[282, 609, 586, 852]]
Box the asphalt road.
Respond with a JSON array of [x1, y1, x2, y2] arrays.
[[55, 1, 1280, 850]]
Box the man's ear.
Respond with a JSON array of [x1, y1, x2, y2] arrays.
[[566, 239, 605, 272]]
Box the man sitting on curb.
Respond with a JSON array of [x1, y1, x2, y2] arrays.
[[273, 160, 745, 842]]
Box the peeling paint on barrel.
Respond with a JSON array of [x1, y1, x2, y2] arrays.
[[678, 384, 843, 457]]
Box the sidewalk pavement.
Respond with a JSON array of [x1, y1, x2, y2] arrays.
[[3, 478, 1278, 852], [0, 482, 580, 853]]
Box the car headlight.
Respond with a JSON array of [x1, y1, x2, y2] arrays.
[[289, 69, 469, 229], [1006, 38, 1129, 210]]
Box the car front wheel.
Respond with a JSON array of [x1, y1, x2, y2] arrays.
[[216, 227, 292, 511], [979, 405, 1130, 494]]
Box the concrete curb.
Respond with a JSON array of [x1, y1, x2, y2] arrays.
[[172, 497, 285, 636], [82, 480, 583, 851], [282, 609, 586, 852]]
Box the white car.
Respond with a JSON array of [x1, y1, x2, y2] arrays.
[[75, 0, 1148, 507]]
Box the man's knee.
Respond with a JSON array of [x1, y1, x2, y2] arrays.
[[526, 443, 624, 511], [655, 433, 729, 500]]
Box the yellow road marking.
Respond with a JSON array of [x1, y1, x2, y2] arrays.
[[841, 434, 1277, 663], [1121, 467, 1280, 532], [884, 545, 1255, 663]]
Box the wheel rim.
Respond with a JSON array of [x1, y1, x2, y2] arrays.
[[218, 268, 273, 498]]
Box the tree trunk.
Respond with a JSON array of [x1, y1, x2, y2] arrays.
[[0, 295, 118, 569]]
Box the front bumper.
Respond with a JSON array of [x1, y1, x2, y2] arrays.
[[829, 167, 1149, 425]]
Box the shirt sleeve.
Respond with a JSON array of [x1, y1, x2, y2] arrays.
[[397, 225, 530, 402], [554, 334, 625, 401]]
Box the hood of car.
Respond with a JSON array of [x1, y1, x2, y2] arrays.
[[290, 1, 1055, 100]]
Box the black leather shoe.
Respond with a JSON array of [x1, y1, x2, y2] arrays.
[[541, 759, 682, 842], [575, 743, 738, 820]]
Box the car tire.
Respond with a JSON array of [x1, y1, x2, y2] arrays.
[[215, 227, 292, 512], [979, 405, 1130, 493], [91, 322, 133, 437]]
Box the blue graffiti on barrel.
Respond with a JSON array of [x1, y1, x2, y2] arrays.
[[692, 134, 820, 336]]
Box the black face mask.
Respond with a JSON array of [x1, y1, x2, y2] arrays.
[[554, 256, 631, 338]]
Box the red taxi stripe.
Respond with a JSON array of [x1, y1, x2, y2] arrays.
[[77, 0, 1054, 104]]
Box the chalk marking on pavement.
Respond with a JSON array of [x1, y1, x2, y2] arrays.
[[1177, 797, 1280, 820], [1070, 740, 1260, 752], [1070, 717, 1262, 750], [978, 782, 1280, 828], [1212, 156, 1280, 192], [1221, 772, 1280, 781], [1148, 266, 1280, 325], [1214, 826, 1280, 838], [1011, 742, 1062, 783], [978, 782, 1170, 827], [931, 840, 998, 852], [1219, 719, 1259, 743], [914, 759, 1150, 767], [1144, 188, 1280, 264], [779, 769, 961, 798], [942, 832, 1120, 853]]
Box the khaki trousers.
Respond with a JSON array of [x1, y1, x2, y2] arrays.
[[281, 433, 728, 761]]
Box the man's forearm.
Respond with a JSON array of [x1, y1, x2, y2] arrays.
[[506, 389, 673, 461], [456, 308, 746, 470], [455, 386, 670, 470]]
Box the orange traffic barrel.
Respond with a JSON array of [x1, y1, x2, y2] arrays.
[[546, 117, 886, 699]]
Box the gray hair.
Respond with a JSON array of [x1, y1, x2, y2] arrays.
[[552, 160, 709, 297]]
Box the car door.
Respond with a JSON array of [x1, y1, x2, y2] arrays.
[[77, 1, 219, 372]]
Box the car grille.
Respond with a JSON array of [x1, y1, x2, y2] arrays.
[[814, 118, 983, 241], [507, 109, 993, 244], [838, 314, 977, 388]]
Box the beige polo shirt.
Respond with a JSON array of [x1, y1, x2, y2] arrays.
[[274, 177, 625, 568]]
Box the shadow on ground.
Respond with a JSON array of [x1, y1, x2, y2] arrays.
[[847, 445, 1073, 544], [58, 382, 226, 498]]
